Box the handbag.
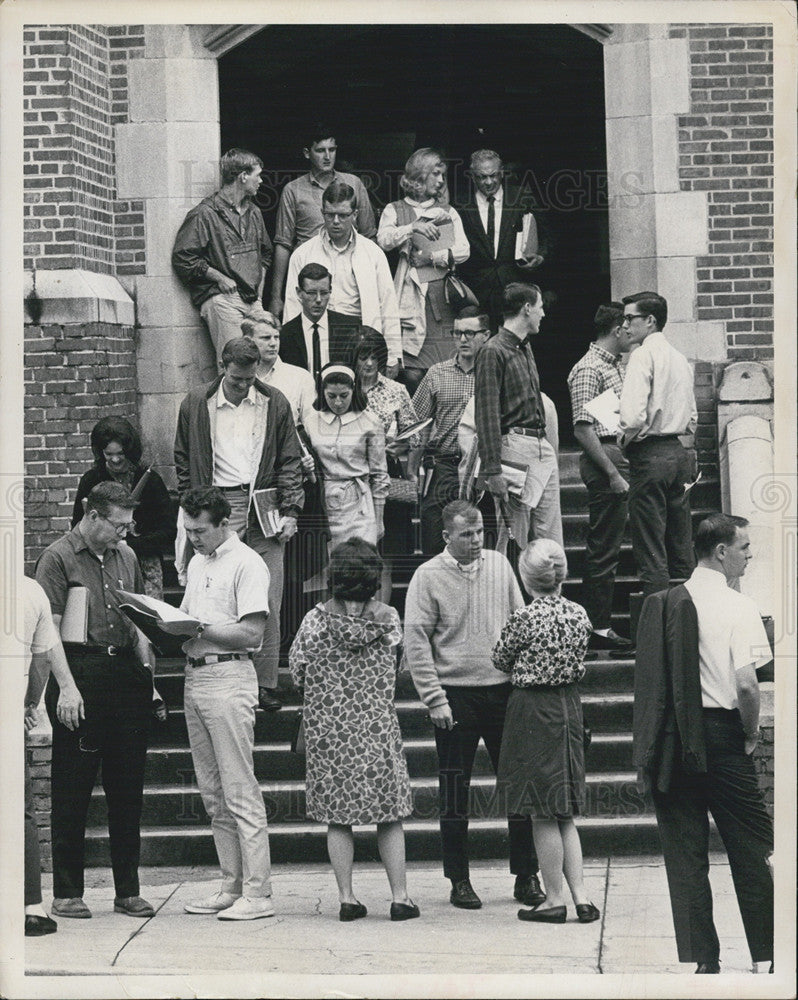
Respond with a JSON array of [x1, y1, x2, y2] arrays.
[[443, 249, 479, 313], [387, 477, 418, 506], [289, 711, 305, 755]]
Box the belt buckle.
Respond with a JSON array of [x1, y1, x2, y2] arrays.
[[107, 645, 119, 656]]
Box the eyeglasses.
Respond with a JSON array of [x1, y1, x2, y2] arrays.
[[99, 515, 135, 537], [622, 313, 644, 324], [453, 328, 489, 339]]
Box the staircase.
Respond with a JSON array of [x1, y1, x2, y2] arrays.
[[84, 448, 721, 866]]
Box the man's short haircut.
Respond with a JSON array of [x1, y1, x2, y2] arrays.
[[90, 416, 142, 469], [442, 499, 481, 532], [328, 537, 383, 602], [593, 302, 625, 338], [297, 262, 332, 290], [220, 148, 263, 185], [322, 179, 357, 210], [350, 329, 388, 375], [469, 149, 503, 172], [180, 486, 231, 526], [84, 480, 138, 518], [502, 282, 542, 319], [454, 305, 490, 327], [314, 365, 368, 413], [693, 512, 750, 559], [221, 337, 261, 368], [622, 290, 668, 330], [241, 317, 280, 340], [304, 126, 336, 149]]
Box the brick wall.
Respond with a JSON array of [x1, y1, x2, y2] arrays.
[[24, 321, 137, 572], [23, 23, 147, 277], [755, 721, 774, 819], [27, 737, 52, 871], [670, 23, 774, 361]]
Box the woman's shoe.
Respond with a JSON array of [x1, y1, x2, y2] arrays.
[[390, 900, 420, 921], [517, 905, 567, 923], [339, 902, 367, 922], [576, 902, 601, 923]]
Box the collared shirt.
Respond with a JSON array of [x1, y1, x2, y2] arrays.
[[35, 525, 144, 648], [303, 408, 390, 500], [284, 230, 402, 365], [413, 355, 474, 457], [180, 533, 270, 655], [377, 198, 470, 270], [475, 188, 504, 256], [257, 357, 316, 426], [363, 373, 421, 447], [567, 342, 625, 437], [619, 330, 697, 446], [474, 327, 546, 475], [320, 230, 361, 315], [212, 383, 262, 487], [301, 311, 331, 372], [684, 566, 771, 710], [440, 548, 485, 577], [23, 576, 59, 678], [273, 170, 377, 250]]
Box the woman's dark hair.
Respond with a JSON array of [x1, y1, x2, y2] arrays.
[[313, 365, 368, 413], [90, 416, 143, 469], [329, 537, 383, 601], [350, 329, 388, 376]]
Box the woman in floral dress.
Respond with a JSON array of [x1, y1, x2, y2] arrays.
[[289, 538, 419, 922], [494, 538, 600, 925]]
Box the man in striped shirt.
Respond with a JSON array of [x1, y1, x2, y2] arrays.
[[567, 303, 634, 655]]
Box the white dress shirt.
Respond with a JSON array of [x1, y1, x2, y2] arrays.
[[258, 357, 316, 425], [300, 312, 330, 372], [475, 188, 504, 256], [212, 383, 261, 486], [619, 330, 697, 446]]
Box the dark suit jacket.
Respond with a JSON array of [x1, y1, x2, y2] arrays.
[[459, 196, 544, 327], [632, 585, 707, 793], [279, 310, 355, 371]]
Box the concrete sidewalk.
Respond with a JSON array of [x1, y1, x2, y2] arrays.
[[19, 854, 776, 993]]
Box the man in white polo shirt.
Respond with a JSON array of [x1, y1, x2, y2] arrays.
[[179, 486, 274, 921]]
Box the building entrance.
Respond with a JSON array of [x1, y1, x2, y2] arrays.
[[220, 23, 609, 435]]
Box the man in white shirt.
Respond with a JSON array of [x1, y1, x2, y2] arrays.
[[174, 337, 304, 711], [643, 513, 774, 974], [178, 487, 275, 921], [619, 291, 698, 596], [241, 315, 316, 426], [283, 180, 401, 377]]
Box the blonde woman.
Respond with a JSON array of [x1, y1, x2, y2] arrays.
[[493, 539, 600, 924], [377, 148, 470, 395]]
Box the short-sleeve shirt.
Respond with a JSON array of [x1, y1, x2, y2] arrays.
[[23, 576, 59, 673], [35, 526, 144, 648], [567, 342, 625, 438], [413, 357, 474, 457], [684, 566, 771, 710], [180, 533, 270, 654], [274, 170, 377, 250]]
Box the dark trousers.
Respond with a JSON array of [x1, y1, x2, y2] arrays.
[[45, 656, 151, 899], [627, 437, 696, 596], [435, 683, 538, 882], [420, 456, 461, 556], [25, 745, 43, 906], [651, 709, 774, 964], [579, 443, 629, 629]]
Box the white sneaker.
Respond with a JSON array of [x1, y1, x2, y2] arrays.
[[184, 890, 240, 914], [217, 896, 275, 921]]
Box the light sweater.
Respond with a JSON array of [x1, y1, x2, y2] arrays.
[[403, 549, 524, 709]]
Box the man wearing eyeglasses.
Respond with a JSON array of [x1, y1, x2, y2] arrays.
[[618, 291, 697, 597], [412, 305, 490, 554], [283, 180, 402, 378], [34, 481, 157, 921]]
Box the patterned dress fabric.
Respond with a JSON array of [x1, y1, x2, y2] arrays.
[[289, 603, 413, 825]]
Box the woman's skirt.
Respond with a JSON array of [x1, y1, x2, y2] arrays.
[[498, 683, 585, 819], [324, 478, 377, 548], [402, 278, 456, 373]]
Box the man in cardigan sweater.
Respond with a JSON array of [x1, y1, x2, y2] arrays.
[[404, 500, 543, 911], [174, 337, 303, 711]]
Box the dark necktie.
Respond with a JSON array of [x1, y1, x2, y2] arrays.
[[311, 322, 321, 386], [486, 195, 496, 257]]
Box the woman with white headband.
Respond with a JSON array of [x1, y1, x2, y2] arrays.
[[303, 363, 390, 548]]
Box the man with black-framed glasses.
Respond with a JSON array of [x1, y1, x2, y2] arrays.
[[619, 290, 697, 598], [34, 480, 157, 921], [413, 305, 490, 553]]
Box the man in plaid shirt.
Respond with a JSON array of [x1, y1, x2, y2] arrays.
[[567, 303, 634, 655], [413, 306, 490, 554]]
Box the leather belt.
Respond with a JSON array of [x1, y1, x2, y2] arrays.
[[508, 426, 545, 439], [598, 436, 618, 443], [217, 483, 250, 492], [187, 652, 251, 668], [69, 643, 134, 657]]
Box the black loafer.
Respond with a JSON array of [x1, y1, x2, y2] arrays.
[[258, 688, 283, 712], [114, 895, 155, 917], [517, 904, 566, 923], [695, 960, 720, 973], [390, 900, 420, 921], [25, 914, 57, 936], [450, 879, 482, 910], [576, 902, 600, 923], [339, 901, 367, 922], [589, 629, 635, 657], [514, 874, 546, 908]]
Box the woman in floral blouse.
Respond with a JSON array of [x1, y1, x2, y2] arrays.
[[493, 538, 600, 925]]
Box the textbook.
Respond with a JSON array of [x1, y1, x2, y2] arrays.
[[59, 586, 88, 643], [392, 417, 433, 442], [251, 488, 285, 539], [411, 217, 454, 282]]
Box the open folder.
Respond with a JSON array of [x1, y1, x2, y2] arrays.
[[117, 589, 201, 657]]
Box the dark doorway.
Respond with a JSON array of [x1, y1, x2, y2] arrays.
[[220, 24, 609, 438]]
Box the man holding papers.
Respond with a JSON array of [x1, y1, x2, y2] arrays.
[[567, 303, 634, 655], [174, 336, 304, 711]]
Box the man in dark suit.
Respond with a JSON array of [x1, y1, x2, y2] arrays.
[[279, 262, 352, 389], [458, 150, 545, 332]]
